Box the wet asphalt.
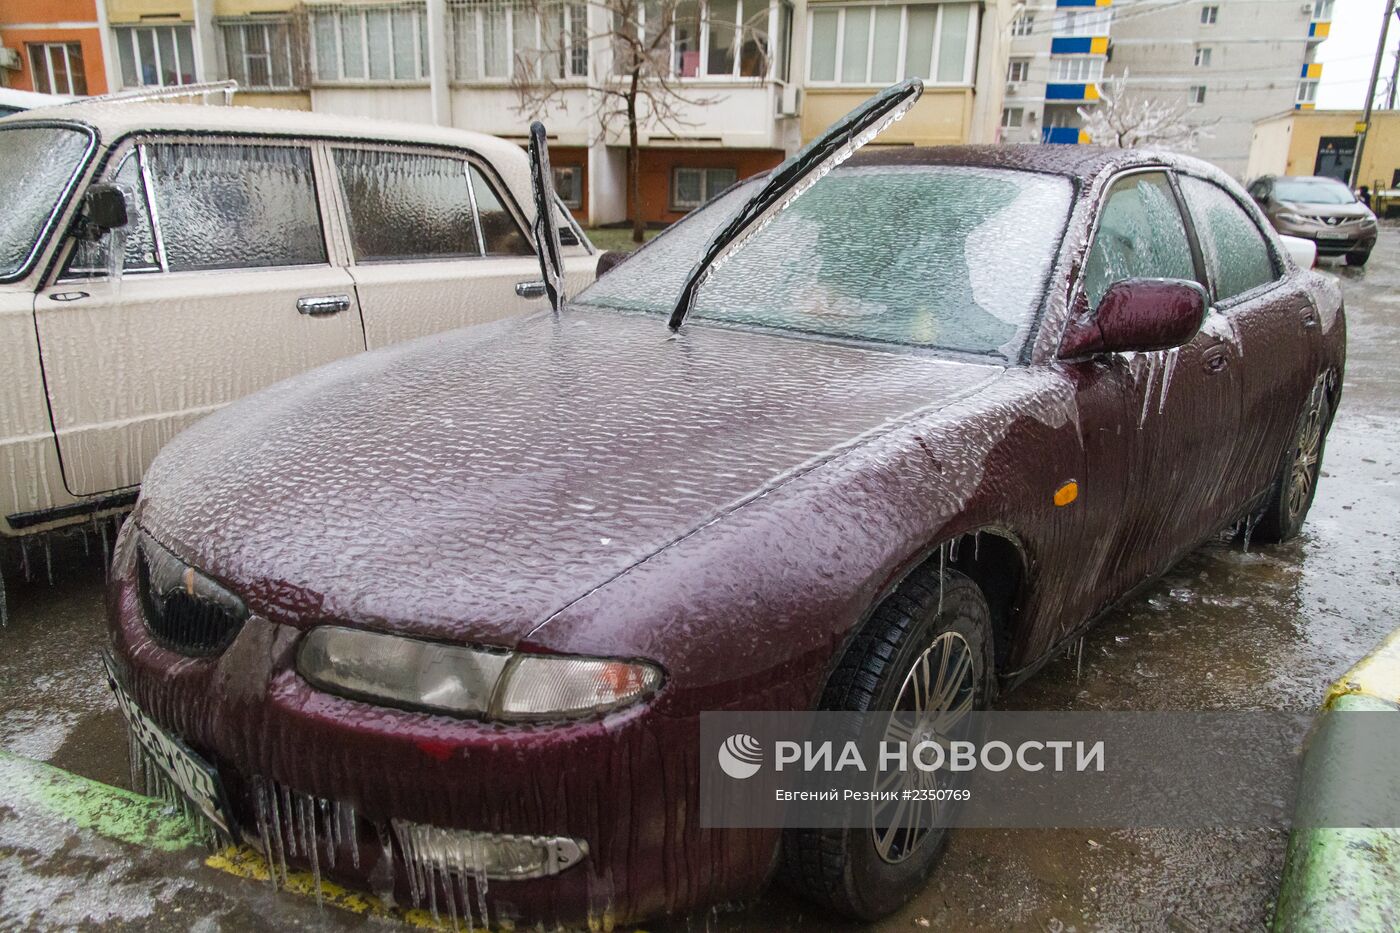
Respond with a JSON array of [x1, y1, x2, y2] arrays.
[[1, 227, 1396, 931]]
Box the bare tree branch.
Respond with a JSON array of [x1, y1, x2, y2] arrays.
[[1077, 72, 1218, 151]]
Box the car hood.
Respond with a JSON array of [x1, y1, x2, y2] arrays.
[[1278, 199, 1372, 219], [137, 307, 1003, 646]]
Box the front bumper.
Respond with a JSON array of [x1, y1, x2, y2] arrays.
[[1273, 218, 1377, 257], [104, 552, 775, 927]]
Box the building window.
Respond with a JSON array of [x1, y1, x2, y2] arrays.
[[808, 3, 977, 85], [114, 25, 198, 88], [1011, 13, 1034, 37], [1001, 106, 1023, 129], [1189, 85, 1206, 105], [1200, 5, 1218, 25], [1194, 47, 1211, 67], [554, 164, 583, 208], [452, 0, 589, 81], [775, 1, 793, 82], [1296, 78, 1318, 104], [1053, 9, 1112, 37], [1046, 107, 1073, 128], [671, 166, 737, 211], [312, 6, 428, 83], [1007, 57, 1030, 83], [1053, 56, 1103, 82], [220, 20, 303, 89], [619, 0, 776, 80], [1311, 0, 1333, 21], [27, 43, 88, 95]]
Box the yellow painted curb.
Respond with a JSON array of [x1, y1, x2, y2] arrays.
[[1322, 628, 1400, 709]]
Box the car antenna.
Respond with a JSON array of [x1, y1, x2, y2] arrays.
[[527, 121, 567, 314], [666, 78, 923, 332]]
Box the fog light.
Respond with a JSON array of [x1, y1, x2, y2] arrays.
[[391, 819, 587, 881]]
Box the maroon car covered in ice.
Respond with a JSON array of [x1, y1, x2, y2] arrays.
[[104, 85, 1343, 927]]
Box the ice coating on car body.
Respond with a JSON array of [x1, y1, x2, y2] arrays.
[[104, 141, 1347, 927]]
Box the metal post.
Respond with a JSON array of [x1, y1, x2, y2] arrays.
[[1388, 47, 1399, 109], [1350, 0, 1397, 188]]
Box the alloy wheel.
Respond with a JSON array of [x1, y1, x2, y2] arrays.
[[870, 631, 976, 864]]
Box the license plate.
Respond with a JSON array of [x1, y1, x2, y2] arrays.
[[1317, 231, 1349, 240], [103, 652, 233, 836]]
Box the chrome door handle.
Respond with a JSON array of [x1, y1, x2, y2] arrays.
[[297, 294, 351, 316], [515, 280, 547, 299]]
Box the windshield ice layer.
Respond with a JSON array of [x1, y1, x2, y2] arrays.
[[575, 165, 1073, 357], [0, 125, 92, 279]]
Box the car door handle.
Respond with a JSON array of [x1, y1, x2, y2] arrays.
[[515, 280, 547, 299], [1202, 348, 1230, 374], [296, 295, 351, 316]]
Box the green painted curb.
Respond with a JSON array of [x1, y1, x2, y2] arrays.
[[0, 749, 205, 852]]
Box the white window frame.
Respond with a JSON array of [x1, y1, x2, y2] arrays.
[[1296, 78, 1318, 104], [1189, 84, 1206, 105], [1311, 0, 1333, 21], [220, 19, 301, 89], [1053, 9, 1112, 37], [553, 164, 583, 209], [1000, 106, 1023, 128], [629, 0, 775, 81], [114, 24, 198, 89], [1053, 56, 1103, 83], [1011, 12, 1034, 37], [28, 42, 87, 95], [805, 2, 979, 87], [1007, 57, 1030, 83], [1200, 5, 1218, 25], [1194, 46, 1211, 68], [450, 0, 590, 83], [670, 165, 738, 210], [311, 5, 428, 84]]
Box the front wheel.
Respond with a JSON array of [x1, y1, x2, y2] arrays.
[[780, 567, 994, 920], [1344, 248, 1371, 267], [1253, 383, 1331, 544]]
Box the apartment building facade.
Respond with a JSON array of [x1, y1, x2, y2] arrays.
[[1, 0, 1013, 225], [1000, 0, 1116, 145], [0, 0, 118, 96], [1106, 0, 1331, 178]]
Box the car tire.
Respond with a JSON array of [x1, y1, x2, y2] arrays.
[[1253, 383, 1331, 544], [1344, 249, 1371, 267], [780, 566, 995, 920]]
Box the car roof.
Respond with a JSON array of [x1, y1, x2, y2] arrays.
[[1, 100, 535, 218], [849, 144, 1219, 188]]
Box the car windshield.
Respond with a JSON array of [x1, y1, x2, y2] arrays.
[[0, 124, 93, 279], [574, 165, 1074, 357], [1273, 177, 1356, 205]]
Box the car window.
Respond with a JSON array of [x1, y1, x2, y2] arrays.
[[1178, 175, 1278, 303], [1081, 172, 1196, 312], [468, 165, 533, 257], [1271, 176, 1354, 205], [0, 124, 92, 280], [65, 148, 160, 277], [145, 142, 327, 272], [333, 148, 482, 262], [575, 165, 1074, 357]]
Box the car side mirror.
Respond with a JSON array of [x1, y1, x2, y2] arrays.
[[1279, 234, 1317, 269], [82, 184, 130, 237], [1059, 278, 1208, 358], [596, 250, 629, 277]]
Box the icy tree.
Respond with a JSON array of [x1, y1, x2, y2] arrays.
[[1077, 73, 1212, 151], [512, 0, 763, 243]]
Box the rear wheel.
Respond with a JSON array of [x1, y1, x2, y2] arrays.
[[1344, 248, 1371, 267], [1253, 384, 1331, 544], [780, 567, 994, 920]]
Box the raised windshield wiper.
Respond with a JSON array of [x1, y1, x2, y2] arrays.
[[667, 78, 923, 332], [527, 120, 567, 313]]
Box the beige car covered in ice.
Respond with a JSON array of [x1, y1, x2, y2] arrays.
[[0, 102, 596, 539]]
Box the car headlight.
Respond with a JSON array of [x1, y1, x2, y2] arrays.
[[1277, 211, 1306, 223], [297, 626, 663, 721]]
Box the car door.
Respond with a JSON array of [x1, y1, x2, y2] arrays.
[[1074, 170, 1244, 591], [329, 144, 571, 349], [1176, 174, 1321, 507], [34, 137, 366, 498]]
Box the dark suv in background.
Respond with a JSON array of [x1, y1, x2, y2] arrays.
[[1249, 174, 1378, 266]]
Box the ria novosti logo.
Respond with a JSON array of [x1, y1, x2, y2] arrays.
[[718, 733, 764, 779]]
